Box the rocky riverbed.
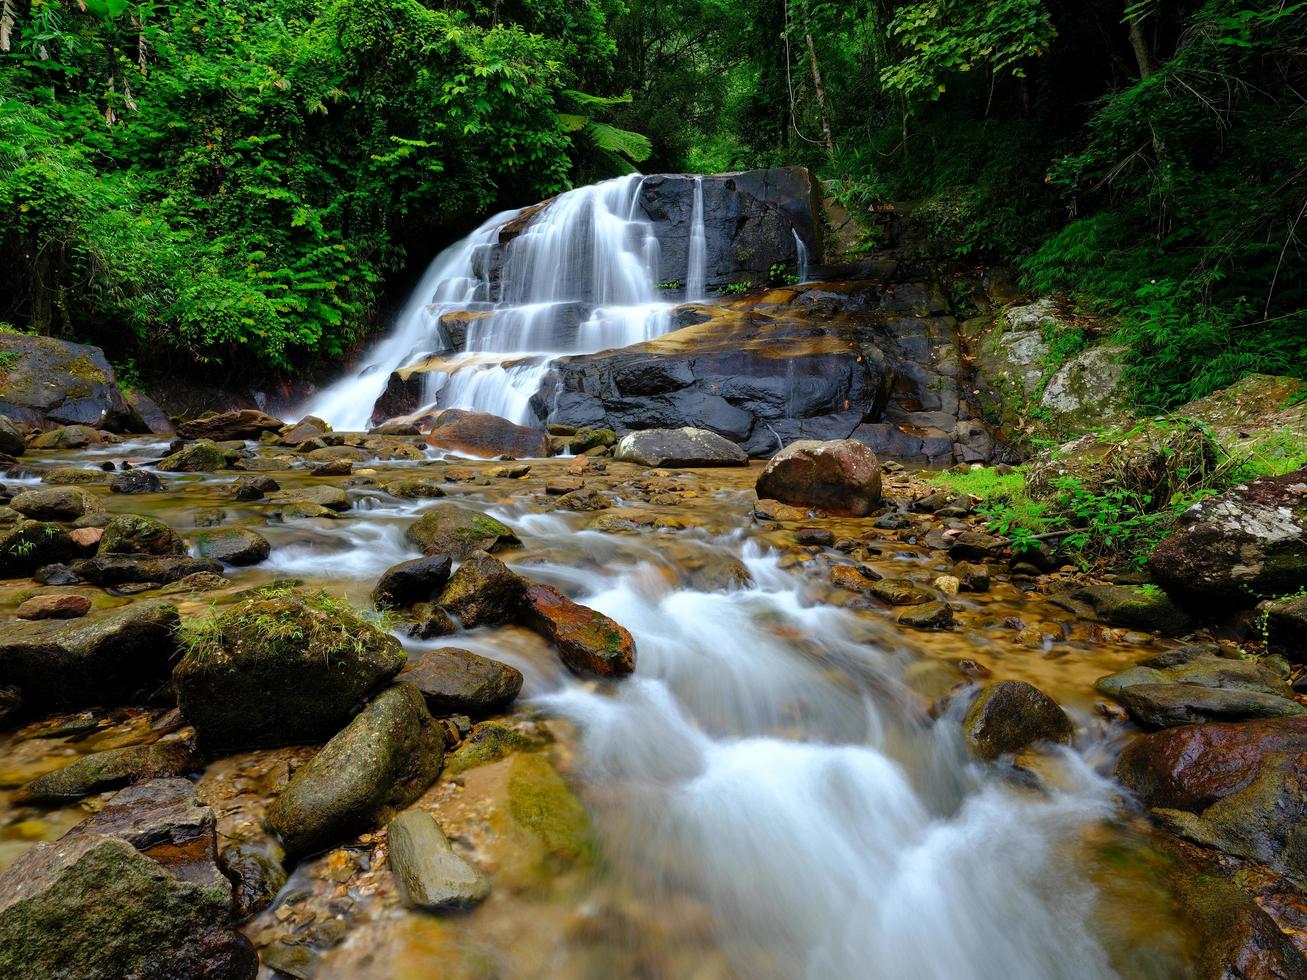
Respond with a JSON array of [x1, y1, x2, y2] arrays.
[[0, 404, 1305, 978]]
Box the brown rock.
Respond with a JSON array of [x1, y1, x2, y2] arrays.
[[521, 582, 636, 678], [177, 409, 284, 441], [755, 439, 883, 516], [962, 680, 1073, 760], [16, 594, 92, 620], [69, 527, 103, 549], [426, 409, 549, 459]]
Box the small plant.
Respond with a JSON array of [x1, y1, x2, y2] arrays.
[[722, 280, 754, 296], [656, 280, 683, 290]]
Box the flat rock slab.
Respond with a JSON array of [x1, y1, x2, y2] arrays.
[[1116, 683, 1307, 728]]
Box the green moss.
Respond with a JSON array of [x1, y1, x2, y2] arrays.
[[507, 753, 594, 867], [443, 721, 549, 776]]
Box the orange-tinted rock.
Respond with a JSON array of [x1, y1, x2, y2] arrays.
[[16, 594, 92, 620], [521, 583, 635, 678], [69, 527, 103, 550], [756, 439, 882, 516], [426, 410, 549, 459]]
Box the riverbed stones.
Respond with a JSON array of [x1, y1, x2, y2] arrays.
[[15, 741, 198, 804], [385, 478, 446, 499], [946, 530, 1007, 561], [400, 647, 523, 716], [16, 593, 91, 620], [1149, 468, 1307, 606], [110, 469, 165, 495], [387, 810, 489, 911], [172, 588, 405, 750], [266, 683, 443, 858], [897, 601, 954, 630], [178, 409, 285, 442], [42, 465, 111, 486], [755, 439, 882, 516], [11, 486, 102, 522], [426, 409, 549, 459], [192, 527, 271, 566], [373, 555, 453, 609], [406, 505, 519, 559], [614, 427, 748, 468], [522, 582, 636, 678], [438, 551, 525, 628], [98, 514, 186, 557], [0, 599, 180, 709], [218, 839, 287, 919], [962, 680, 1074, 760], [157, 439, 231, 472]]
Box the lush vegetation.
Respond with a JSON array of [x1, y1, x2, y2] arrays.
[[2, 0, 1304, 404]]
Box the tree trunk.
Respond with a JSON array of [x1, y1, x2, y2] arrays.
[[1127, 15, 1155, 80], [804, 32, 835, 160], [31, 247, 53, 336]]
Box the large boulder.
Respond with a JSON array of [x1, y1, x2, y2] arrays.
[[1116, 683, 1307, 728], [961, 680, 1074, 760], [10, 486, 102, 522], [191, 528, 271, 566], [1149, 468, 1307, 605], [265, 683, 443, 858], [0, 779, 255, 980], [755, 439, 883, 516], [0, 600, 180, 710], [387, 810, 489, 911], [400, 647, 523, 717], [0, 333, 139, 432], [521, 583, 636, 678], [437, 551, 525, 628], [28, 424, 117, 450], [1263, 595, 1307, 661], [172, 588, 405, 750], [98, 514, 186, 557], [426, 409, 549, 459], [614, 427, 748, 468], [1066, 585, 1193, 635], [157, 440, 231, 473], [1116, 717, 1307, 885], [177, 409, 284, 442], [406, 505, 519, 560]]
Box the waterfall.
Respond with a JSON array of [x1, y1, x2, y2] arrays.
[[685, 176, 707, 300], [793, 228, 809, 284], [300, 174, 674, 430]]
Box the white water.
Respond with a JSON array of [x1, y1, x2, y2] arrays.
[[793, 228, 810, 284], [302, 175, 685, 431], [686, 175, 707, 300]]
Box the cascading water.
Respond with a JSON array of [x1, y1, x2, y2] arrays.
[[793, 227, 810, 284], [685, 175, 707, 300], [301, 175, 679, 432]]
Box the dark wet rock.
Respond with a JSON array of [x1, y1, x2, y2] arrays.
[[557, 487, 609, 511], [159, 571, 230, 595], [522, 582, 636, 678], [681, 553, 754, 591], [796, 527, 835, 546], [192, 528, 271, 566], [954, 562, 990, 593], [384, 478, 446, 500], [401, 647, 523, 717], [312, 458, 353, 477], [218, 839, 287, 919], [614, 427, 748, 468], [177, 409, 284, 442], [15, 741, 198, 804], [387, 809, 489, 911], [11, 486, 102, 522], [229, 475, 277, 501], [755, 439, 883, 516], [1096, 656, 1288, 700], [173, 588, 405, 750], [16, 593, 91, 620], [98, 514, 185, 557], [426, 409, 549, 459], [569, 427, 617, 454], [829, 564, 885, 597], [866, 577, 934, 606], [0, 333, 140, 433], [33, 563, 80, 586], [374, 555, 453, 609], [72, 554, 223, 587], [873, 511, 912, 530], [406, 505, 518, 559], [109, 469, 165, 495], [408, 603, 458, 639], [444, 719, 551, 776], [962, 680, 1074, 760], [1116, 684, 1307, 728], [1263, 595, 1307, 662], [438, 551, 525, 628], [266, 683, 443, 858], [157, 439, 231, 472], [1068, 585, 1194, 635], [0, 599, 179, 709], [897, 601, 954, 630], [0, 414, 25, 456], [125, 390, 174, 435], [270, 485, 351, 512], [0, 521, 78, 576], [1149, 469, 1307, 606], [947, 530, 1008, 561], [1116, 717, 1307, 886]]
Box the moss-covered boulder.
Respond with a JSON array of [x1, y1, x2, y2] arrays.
[[437, 551, 525, 628], [265, 683, 443, 858], [0, 520, 78, 576], [43, 465, 112, 485], [172, 587, 405, 750], [269, 485, 351, 511], [0, 333, 139, 432], [1068, 584, 1194, 635], [406, 505, 519, 559], [521, 582, 636, 678], [28, 425, 117, 450], [0, 599, 180, 710], [505, 752, 594, 870], [962, 680, 1073, 760], [192, 527, 271, 566], [384, 478, 446, 500], [71, 554, 222, 587], [10, 486, 102, 523], [15, 742, 198, 804], [157, 440, 231, 472], [98, 514, 185, 557]]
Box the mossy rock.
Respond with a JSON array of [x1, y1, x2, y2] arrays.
[[172, 587, 405, 750], [0, 520, 78, 576], [42, 467, 111, 486], [506, 753, 594, 868], [570, 428, 617, 454], [98, 514, 185, 557], [437, 551, 525, 628], [157, 440, 231, 473], [406, 505, 519, 559], [444, 720, 550, 776]]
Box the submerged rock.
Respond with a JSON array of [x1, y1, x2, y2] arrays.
[[962, 680, 1073, 760], [192, 527, 271, 566], [897, 601, 954, 630], [755, 439, 882, 516], [522, 582, 636, 678], [218, 839, 287, 919], [0, 599, 180, 710], [438, 551, 525, 628], [373, 555, 453, 609], [426, 409, 549, 459], [613, 427, 748, 468], [400, 647, 522, 717], [173, 588, 405, 750], [266, 683, 443, 858], [386, 809, 489, 911], [157, 440, 231, 472]]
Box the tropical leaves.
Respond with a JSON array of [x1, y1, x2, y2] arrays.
[[556, 89, 652, 173]]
